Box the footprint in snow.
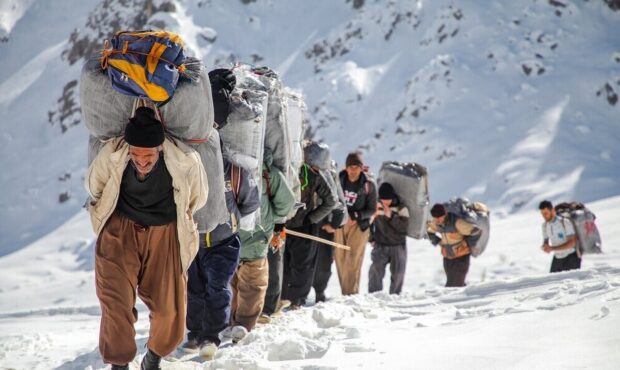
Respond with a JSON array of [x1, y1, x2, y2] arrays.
[[589, 306, 610, 320]]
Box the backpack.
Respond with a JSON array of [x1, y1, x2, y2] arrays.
[[555, 202, 602, 255], [100, 30, 186, 104], [444, 197, 491, 257]]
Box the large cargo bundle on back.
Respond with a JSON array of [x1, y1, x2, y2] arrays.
[[190, 130, 228, 233], [304, 141, 332, 171], [220, 65, 268, 179], [252, 67, 291, 178], [80, 57, 213, 141], [444, 197, 490, 257], [283, 88, 306, 209], [80, 32, 227, 231], [555, 202, 602, 255], [378, 161, 430, 239]]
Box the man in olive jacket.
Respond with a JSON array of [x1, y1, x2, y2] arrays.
[[231, 149, 295, 339], [85, 107, 207, 370]]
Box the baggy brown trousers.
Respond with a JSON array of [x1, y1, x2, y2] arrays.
[[230, 257, 269, 331], [334, 223, 370, 295], [95, 212, 186, 365]]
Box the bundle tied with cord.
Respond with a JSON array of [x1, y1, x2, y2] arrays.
[[81, 30, 227, 232]]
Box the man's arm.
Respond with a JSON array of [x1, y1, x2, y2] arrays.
[[84, 141, 116, 201], [188, 152, 208, 215], [548, 235, 576, 252], [268, 167, 296, 219], [354, 180, 378, 220], [236, 167, 260, 217], [456, 219, 482, 247], [307, 171, 338, 224], [388, 206, 410, 234]]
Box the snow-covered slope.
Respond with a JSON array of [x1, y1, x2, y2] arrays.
[[1, 0, 619, 255], [1, 195, 619, 369]]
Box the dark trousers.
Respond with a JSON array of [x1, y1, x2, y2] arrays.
[[443, 254, 470, 287], [550, 251, 581, 273], [282, 224, 318, 305], [368, 244, 407, 294], [263, 246, 284, 315], [312, 228, 335, 298], [186, 235, 240, 345]]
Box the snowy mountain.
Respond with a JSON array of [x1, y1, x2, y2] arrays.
[[1, 0, 619, 255]]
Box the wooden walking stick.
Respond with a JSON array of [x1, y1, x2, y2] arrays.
[[284, 229, 351, 251]]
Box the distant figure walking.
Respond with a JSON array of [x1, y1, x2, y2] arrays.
[[539, 200, 580, 273]]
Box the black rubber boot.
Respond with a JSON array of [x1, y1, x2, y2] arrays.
[[111, 365, 129, 370], [140, 349, 161, 370]]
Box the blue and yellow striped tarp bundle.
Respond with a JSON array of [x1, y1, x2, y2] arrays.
[[101, 30, 186, 103]]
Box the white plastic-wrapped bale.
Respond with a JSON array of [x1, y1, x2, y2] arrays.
[[253, 68, 291, 178], [80, 57, 214, 142], [444, 197, 490, 258], [220, 66, 268, 185], [217, 66, 270, 229], [190, 130, 229, 233], [378, 161, 430, 239], [283, 88, 306, 210], [555, 203, 602, 254]]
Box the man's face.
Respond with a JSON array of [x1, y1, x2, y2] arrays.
[[129, 146, 160, 176], [434, 214, 446, 225], [540, 208, 554, 222], [345, 165, 362, 181], [380, 198, 392, 208]]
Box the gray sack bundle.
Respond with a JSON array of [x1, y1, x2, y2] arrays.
[[444, 197, 490, 258], [304, 141, 332, 171], [81, 57, 227, 231], [252, 67, 291, 178], [378, 161, 430, 239], [80, 57, 213, 141], [555, 202, 602, 255]]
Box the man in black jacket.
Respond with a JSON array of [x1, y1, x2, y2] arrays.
[[368, 183, 409, 295], [282, 162, 337, 308], [334, 152, 378, 295], [312, 162, 347, 302]]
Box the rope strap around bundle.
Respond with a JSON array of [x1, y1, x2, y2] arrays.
[[284, 229, 350, 251], [132, 99, 209, 144]]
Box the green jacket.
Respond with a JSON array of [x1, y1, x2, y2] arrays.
[[239, 153, 295, 261]]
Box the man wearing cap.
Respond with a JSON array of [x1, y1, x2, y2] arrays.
[[368, 183, 410, 295], [85, 107, 208, 370], [334, 151, 378, 295], [427, 203, 481, 287]]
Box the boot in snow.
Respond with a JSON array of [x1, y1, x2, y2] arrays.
[[140, 349, 161, 370], [231, 325, 248, 343], [198, 341, 218, 359], [181, 337, 200, 353], [111, 365, 129, 370]]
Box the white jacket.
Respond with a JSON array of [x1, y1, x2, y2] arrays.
[[85, 137, 208, 272]]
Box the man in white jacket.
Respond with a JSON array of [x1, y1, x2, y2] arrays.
[[85, 107, 207, 370]]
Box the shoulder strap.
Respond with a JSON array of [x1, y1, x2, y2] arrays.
[[263, 169, 273, 200], [230, 165, 241, 203]]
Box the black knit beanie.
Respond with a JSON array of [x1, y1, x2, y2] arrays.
[[378, 183, 396, 200], [124, 107, 165, 148], [430, 203, 447, 218]]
